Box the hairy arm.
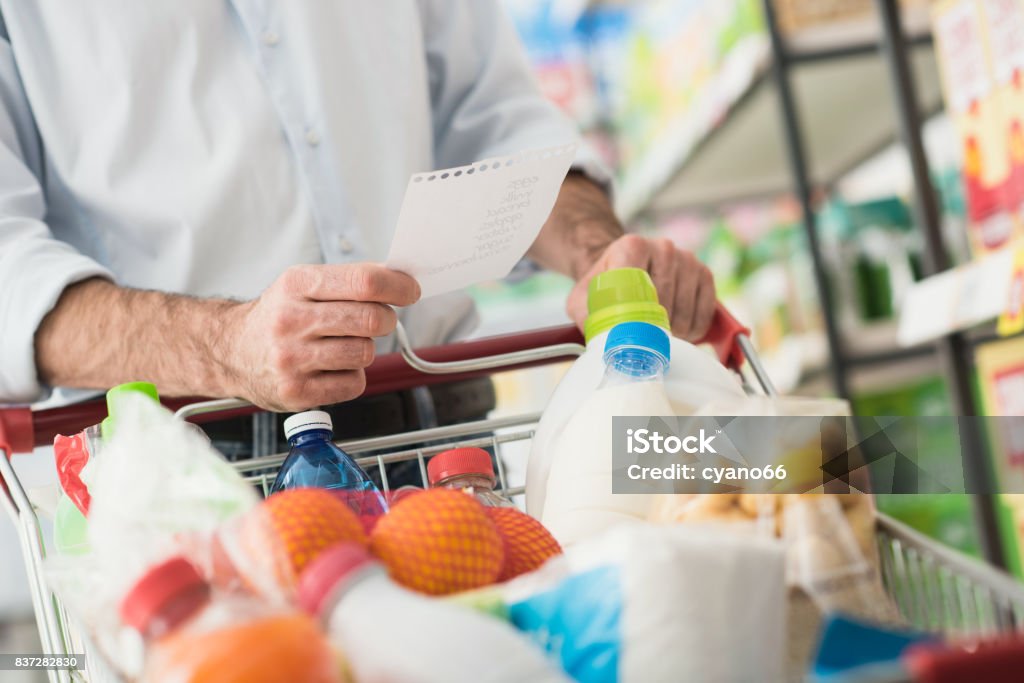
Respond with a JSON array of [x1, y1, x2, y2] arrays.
[[35, 278, 239, 399], [527, 172, 623, 280], [34, 264, 420, 411]]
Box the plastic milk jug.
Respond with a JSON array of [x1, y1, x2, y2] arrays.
[[541, 322, 674, 545], [527, 269, 744, 518]]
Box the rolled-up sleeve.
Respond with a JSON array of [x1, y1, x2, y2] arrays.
[[417, 0, 611, 187], [0, 39, 111, 404]]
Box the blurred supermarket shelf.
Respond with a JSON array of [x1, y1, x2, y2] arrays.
[[758, 319, 930, 393], [790, 319, 1024, 395], [798, 349, 940, 397], [781, 0, 930, 56], [617, 11, 940, 220], [612, 33, 771, 219]]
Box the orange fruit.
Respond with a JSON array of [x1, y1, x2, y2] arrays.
[[230, 488, 368, 595], [369, 489, 504, 595], [145, 613, 341, 683], [485, 507, 562, 581]]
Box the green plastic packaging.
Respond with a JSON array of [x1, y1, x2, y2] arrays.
[[53, 496, 90, 556], [101, 381, 160, 440]]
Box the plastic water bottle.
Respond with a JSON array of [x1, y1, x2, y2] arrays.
[[270, 411, 387, 520], [428, 447, 515, 508], [298, 543, 570, 683]]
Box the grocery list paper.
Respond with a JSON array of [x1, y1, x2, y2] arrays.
[[386, 143, 577, 299]]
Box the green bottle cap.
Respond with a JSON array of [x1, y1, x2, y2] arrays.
[[583, 268, 669, 342], [102, 381, 160, 440]]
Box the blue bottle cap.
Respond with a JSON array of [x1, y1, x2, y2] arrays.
[[604, 321, 670, 364]]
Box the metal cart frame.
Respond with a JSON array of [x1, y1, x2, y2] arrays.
[[2, 316, 1023, 682]]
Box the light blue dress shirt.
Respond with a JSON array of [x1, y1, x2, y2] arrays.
[[0, 0, 605, 403]]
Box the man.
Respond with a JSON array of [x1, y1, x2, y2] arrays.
[[0, 1, 715, 411]]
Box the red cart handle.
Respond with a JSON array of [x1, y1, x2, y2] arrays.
[[0, 407, 33, 456], [905, 636, 1024, 683], [3, 325, 586, 452], [3, 306, 751, 453], [697, 303, 750, 371], [366, 324, 584, 395]]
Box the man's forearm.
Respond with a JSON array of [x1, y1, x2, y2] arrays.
[[34, 264, 421, 411], [35, 278, 240, 397], [528, 172, 624, 279]]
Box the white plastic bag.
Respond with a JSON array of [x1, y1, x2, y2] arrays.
[[85, 396, 258, 610]]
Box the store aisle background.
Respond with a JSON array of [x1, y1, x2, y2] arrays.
[[478, 0, 1024, 567]]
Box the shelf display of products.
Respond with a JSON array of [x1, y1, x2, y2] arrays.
[[502, 0, 600, 131], [977, 336, 1024, 577], [500, 1, 987, 398], [932, 0, 1024, 256], [506, 0, 769, 217], [639, 199, 827, 392], [499, 0, 1024, 606], [819, 197, 925, 327], [631, 192, 940, 393], [909, 2, 1024, 580], [591, 0, 765, 200]]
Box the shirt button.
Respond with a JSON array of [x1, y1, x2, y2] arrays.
[[262, 31, 280, 46], [305, 129, 321, 147], [337, 237, 355, 254]]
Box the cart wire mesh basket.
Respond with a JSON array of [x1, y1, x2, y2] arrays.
[[3, 315, 1024, 682]]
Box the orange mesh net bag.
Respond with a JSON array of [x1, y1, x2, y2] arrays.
[[370, 489, 504, 595]]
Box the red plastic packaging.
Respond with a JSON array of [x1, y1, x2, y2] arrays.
[[54, 432, 92, 515]]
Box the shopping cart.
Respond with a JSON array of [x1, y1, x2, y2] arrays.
[[2, 311, 1023, 683]]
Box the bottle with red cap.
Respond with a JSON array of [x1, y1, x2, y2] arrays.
[[427, 447, 515, 508], [298, 542, 569, 683], [120, 555, 341, 683]]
